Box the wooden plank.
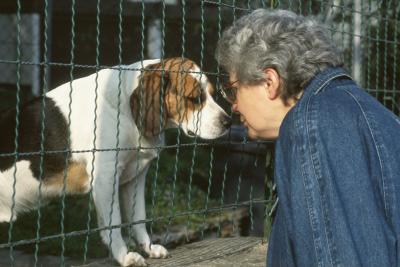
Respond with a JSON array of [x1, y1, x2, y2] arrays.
[[76, 237, 264, 267]]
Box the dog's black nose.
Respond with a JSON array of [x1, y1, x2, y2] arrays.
[[220, 116, 232, 128]]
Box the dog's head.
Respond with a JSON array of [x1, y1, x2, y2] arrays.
[[130, 58, 231, 139]]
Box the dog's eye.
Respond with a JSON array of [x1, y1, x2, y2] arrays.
[[186, 93, 205, 104], [186, 96, 202, 104]]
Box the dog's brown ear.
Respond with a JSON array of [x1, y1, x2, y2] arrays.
[[130, 63, 169, 138]]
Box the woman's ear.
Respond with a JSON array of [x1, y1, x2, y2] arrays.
[[263, 68, 281, 100]]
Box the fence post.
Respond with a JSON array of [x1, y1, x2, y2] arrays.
[[352, 0, 362, 85]]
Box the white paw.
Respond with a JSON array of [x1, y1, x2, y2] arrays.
[[122, 252, 147, 267], [143, 244, 169, 259]]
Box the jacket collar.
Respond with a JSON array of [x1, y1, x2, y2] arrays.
[[303, 67, 352, 96]]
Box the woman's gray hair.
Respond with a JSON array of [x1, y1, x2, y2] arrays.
[[216, 9, 344, 104]]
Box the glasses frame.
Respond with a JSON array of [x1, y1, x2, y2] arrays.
[[219, 79, 239, 104]]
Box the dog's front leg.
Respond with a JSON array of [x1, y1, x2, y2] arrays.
[[120, 164, 168, 259], [93, 163, 147, 267]]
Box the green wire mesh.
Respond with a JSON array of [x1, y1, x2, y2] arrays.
[[0, 0, 399, 266]]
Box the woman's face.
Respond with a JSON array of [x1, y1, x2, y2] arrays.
[[228, 70, 295, 140]]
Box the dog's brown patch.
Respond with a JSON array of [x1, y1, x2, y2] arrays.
[[165, 58, 205, 125], [130, 57, 206, 138], [44, 161, 89, 194]]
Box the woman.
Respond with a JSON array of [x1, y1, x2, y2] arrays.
[[216, 9, 400, 266]]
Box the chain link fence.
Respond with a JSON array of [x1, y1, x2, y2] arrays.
[[0, 0, 398, 266]]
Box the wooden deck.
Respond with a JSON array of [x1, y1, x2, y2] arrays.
[[77, 237, 267, 267]]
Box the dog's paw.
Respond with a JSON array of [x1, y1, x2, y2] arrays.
[[122, 252, 147, 267], [143, 244, 169, 259]]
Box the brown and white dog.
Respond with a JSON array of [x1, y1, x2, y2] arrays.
[[0, 58, 230, 266]]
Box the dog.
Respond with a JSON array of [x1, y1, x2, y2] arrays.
[[0, 58, 231, 266]]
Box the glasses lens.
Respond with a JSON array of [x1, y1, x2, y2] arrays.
[[219, 79, 238, 103], [224, 87, 236, 103]]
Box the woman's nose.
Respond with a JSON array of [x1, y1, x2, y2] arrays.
[[231, 103, 239, 114]]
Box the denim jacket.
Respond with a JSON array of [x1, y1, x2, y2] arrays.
[[267, 67, 400, 267]]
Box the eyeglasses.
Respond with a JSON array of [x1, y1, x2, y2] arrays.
[[219, 80, 239, 104]]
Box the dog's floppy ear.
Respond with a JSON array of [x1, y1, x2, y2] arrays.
[[130, 62, 169, 138]]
